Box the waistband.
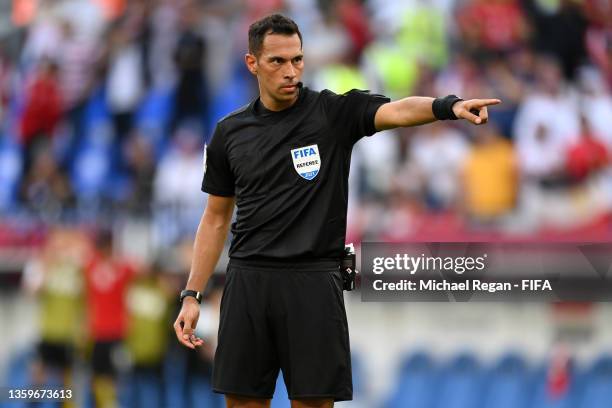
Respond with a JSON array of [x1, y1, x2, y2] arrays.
[[228, 257, 340, 271]]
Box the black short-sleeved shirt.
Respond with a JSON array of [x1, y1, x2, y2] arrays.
[[202, 87, 390, 261]]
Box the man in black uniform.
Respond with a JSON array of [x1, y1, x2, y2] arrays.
[[174, 14, 500, 408]]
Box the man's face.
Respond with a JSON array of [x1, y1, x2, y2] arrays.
[[246, 33, 304, 110]]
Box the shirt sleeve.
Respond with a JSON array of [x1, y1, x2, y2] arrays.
[[321, 88, 390, 147], [201, 123, 235, 196]]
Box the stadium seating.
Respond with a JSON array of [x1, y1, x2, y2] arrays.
[[482, 353, 530, 408], [385, 351, 438, 408]]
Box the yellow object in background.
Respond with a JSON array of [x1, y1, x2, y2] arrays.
[[463, 136, 518, 219]]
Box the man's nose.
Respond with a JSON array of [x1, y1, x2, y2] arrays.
[[284, 62, 296, 79]]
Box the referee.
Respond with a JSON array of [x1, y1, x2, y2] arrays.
[[174, 14, 500, 408]]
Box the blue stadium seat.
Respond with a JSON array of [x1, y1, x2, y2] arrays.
[[351, 352, 367, 403], [136, 87, 175, 158], [529, 362, 577, 408], [136, 87, 174, 129], [434, 353, 483, 408], [0, 349, 57, 408], [577, 355, 612, 408], [71, 88, 114, 200], [385, 351, 437, 408], [71, 135, 112, 200], [83, 86, 110, 128], [208, 71, 254, 143], [0, 136, 22, 211], [482, 353, 530, 408]]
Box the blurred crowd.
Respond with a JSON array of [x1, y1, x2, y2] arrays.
[[15, 226, 224, 408], [0, 0, 610, 248]]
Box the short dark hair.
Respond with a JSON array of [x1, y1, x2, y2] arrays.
[[248, 14, 302, 57]]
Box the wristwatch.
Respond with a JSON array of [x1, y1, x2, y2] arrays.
[[180, 289, 202, 304]]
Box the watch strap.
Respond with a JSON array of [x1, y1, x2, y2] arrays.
[[180, 289, 202, 304]]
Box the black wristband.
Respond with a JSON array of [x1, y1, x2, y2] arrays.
[[432, 95, 463, 120], [180, 289, 202, 304]]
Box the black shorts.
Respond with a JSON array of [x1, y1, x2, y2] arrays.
[[38, 341, 74, 370], [212, 259, 352, 402], [91, 340, 121, 377]]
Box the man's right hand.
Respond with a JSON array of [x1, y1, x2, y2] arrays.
[[173, 297, 204, 349]]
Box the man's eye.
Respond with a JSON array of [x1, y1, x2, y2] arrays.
[[293, 57, 303, 63]]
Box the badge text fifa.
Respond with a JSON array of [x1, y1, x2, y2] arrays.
[[293, 147, 317, 159]]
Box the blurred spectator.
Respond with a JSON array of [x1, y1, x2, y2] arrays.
[[153, 124, 205, 245], [147, 2, 180, 89], [20, 4, 63, 67], [171, 2, 208, 132], [565, 115, 608, 183], [362, 41, 420, 99], [397, 2, 448, 69], [461, 124, 518, 225], [404, 122, 469, 211], [481, 57, 525, 137], [457, 0, 530, 58], [125, 260, 172, 408], [546, 345, 572, 399], [21, 227, 86, 393], [584, 13, 612, 90], [514, 55, 579, 182], [0, 44, 13, 123], [434, 52, 482, 102], [55, 19, 100, 170], [56, 18, 99, 113], [335, 0, 372, 60], [304, 9, 351, 71], [506, 46, 538, 85], [104, 9, 147, 146], [123, 133, 156, 215], [95, 0, 128, 21], [377, 191, 420, 242], [351, 129, 399, 198], [519, 123, 568, 185], [84, 229, 135, 408], [19, 151, 74, 220], [19, 58, 63, 174], [314, 62, 367, 96], [522, 0, 589, 80], [578, 66, 612, 151], [585, 29, 612, 82]]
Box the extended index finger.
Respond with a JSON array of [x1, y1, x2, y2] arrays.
[[472, 98, 502, 108]]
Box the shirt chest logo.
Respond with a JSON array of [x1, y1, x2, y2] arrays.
[[290, 144, 320, 180]]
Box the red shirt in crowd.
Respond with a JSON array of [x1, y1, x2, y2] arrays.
[[458, 0, 527, 52], [84, 252, 135, 341], [20, 72, 63, 144], [566, 134, 608, 181]]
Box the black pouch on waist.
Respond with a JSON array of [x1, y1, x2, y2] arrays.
[[341, 244, 357, 291]]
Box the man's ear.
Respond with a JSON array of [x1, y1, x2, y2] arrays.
[[245, 53, 258, 75]]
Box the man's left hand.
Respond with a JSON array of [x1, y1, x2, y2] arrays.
[[452, 98, 502, 125]]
